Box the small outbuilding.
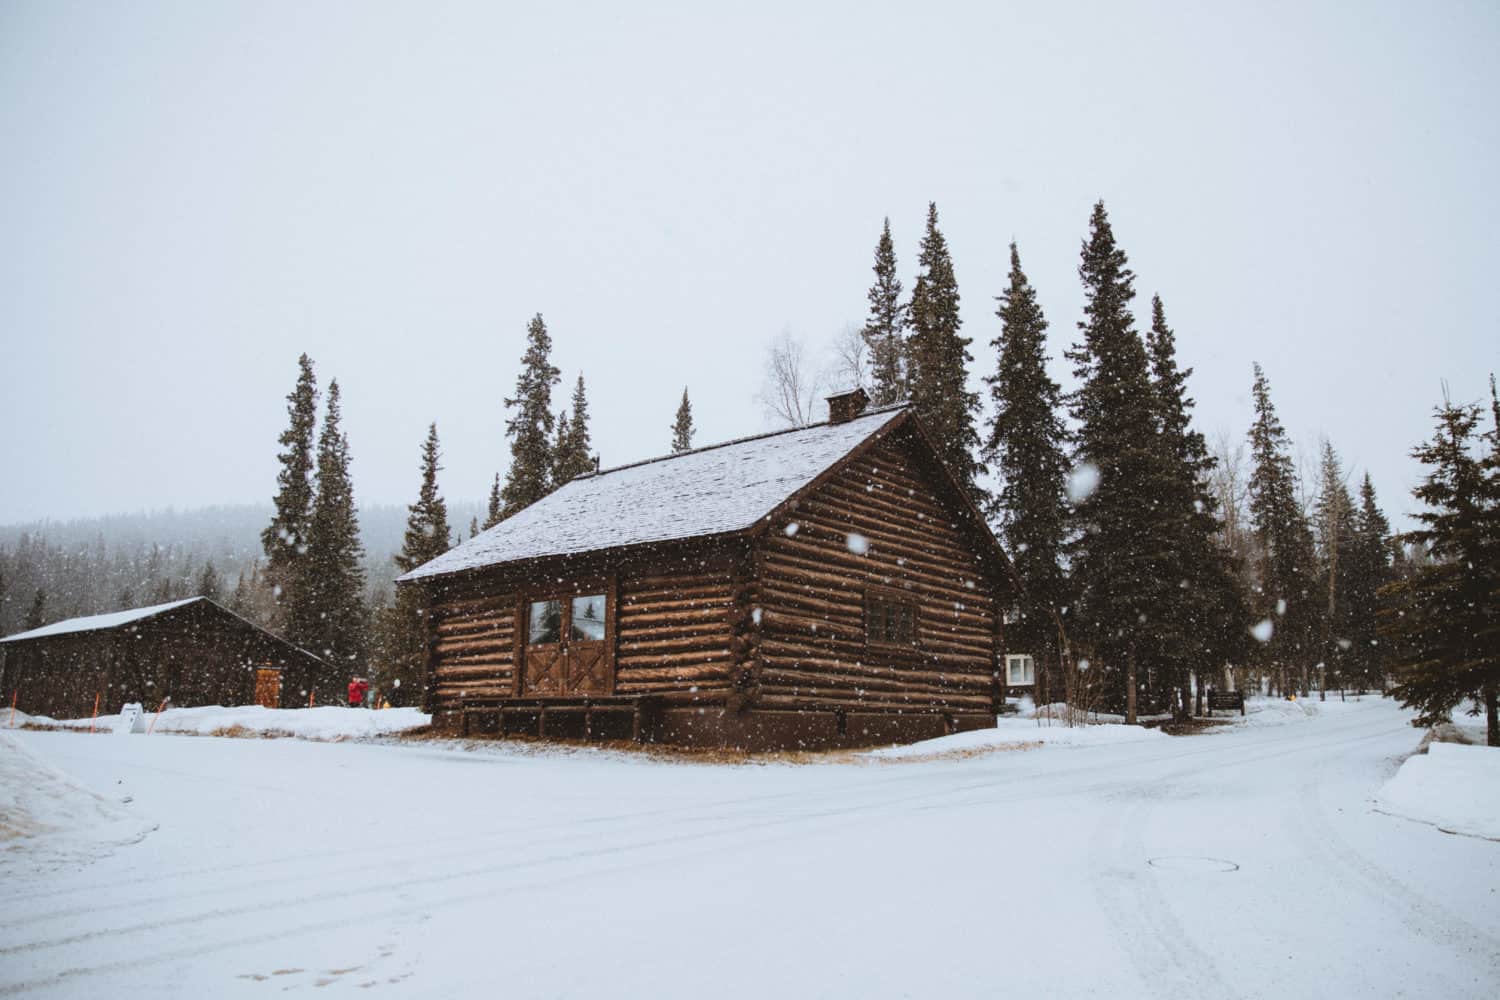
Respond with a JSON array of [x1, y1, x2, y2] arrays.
[[0, 597, 327, 718], [398, 392, 1017, 750]]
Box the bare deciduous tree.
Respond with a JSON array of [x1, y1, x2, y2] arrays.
[[828, 323, 870, 396], [759, 329, 823, 428]]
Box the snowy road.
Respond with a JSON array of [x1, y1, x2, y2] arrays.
[[3, 699, 1496, 998]]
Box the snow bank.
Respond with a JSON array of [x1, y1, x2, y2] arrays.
[[865, 717, 1166, 760], [1376, 741, 1500, 840], [13, 704, 430, 742], [0, 732, 155, 872]]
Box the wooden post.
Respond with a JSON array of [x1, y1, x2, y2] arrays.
[[1125, 645, 1137, 726], [308, 688, 315, 708], [90, 691, 100, 733], [146, 697, 169, 734], [9, 689, 17, 728]]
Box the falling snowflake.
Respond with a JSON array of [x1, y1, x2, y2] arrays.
[[1250, 619, 1274, 643], [1275, 599, 1287, 616], [784, 522, 799, 537], [846, 533, 869, 555], [1067, 462, 1100, 503]]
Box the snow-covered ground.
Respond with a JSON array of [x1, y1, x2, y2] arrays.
[[866, 716, 1164, 759], [1377, 741, 1500, 840], [2, 698, 1497, 998], [6, 704, 429, 741]]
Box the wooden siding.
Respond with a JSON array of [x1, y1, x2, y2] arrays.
[[422, 543, 746, 713], [747, 429, 1000, 715]]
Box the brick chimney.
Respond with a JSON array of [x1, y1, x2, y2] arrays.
[[825, 387, 870, 425]]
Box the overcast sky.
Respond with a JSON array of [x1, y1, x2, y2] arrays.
[[2, 0, 1495, 532]]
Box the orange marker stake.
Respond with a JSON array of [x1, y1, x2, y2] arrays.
[[146, 697, 169, 735], [308, 689, 315, 708], [90, 692, 101, 734], [8, 690, 16, 729]]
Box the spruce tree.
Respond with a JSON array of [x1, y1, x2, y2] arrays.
[[483, 474, 503, 530], [382, 422, 453, 707], [260, 354, 317, 631], [1313, 440, 1359, 692], [981, 242, 1069, 685], [907, 202, 982, 492], [1145, 295, 1247, 716], [395, 423, 453, 574], [500, 314, 561, 518], [1246, 364, 1320, 695], [672, 387, 696, 453], [197, 560, 222, 602], [861, 218, 907, 405], [1345, 473, 1392, 692], [296, 380, 368, 679], [1065, 202, 1176, 719], [551, 375, 594, 484], [1385, 389, 1500, 744], [24, 589, 46, 631]]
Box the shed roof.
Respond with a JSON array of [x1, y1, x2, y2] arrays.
[[399, 404, 912, 582], [0, 597, 202, 644]]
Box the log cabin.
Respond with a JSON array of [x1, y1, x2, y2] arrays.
[[398, 389, 1017, 750], [0, 597, 327, 718]]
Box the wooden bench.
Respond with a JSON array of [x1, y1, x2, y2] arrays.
[[1206, 690, 1246, 716]]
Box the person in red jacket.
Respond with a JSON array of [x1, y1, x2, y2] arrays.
[[347, 676, 369, 709]]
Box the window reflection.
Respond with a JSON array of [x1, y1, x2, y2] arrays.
[[571, 594, 606, 641], [528, 600, 562, 644]]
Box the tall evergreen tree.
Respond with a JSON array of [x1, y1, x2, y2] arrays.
[[395, 423, 453, 574], [260, 354, 318, 631], [1345, 472, 1392, 691], [861, 218, 907, 405], [1385, 388, 1500, 744], [671, 388, 696, 453], [981, 242, 1069, 684], [1314, 440, 1359, 691], [1065, 202, 1176, 719], [500, 314, 561, 518], [1246, 364, 1320, 694], [907, 202, 982, 492], [25, 588, 46, 631], [551, 375, 594, 484], [196, 560, 222, 602], [296, 380, 368, 678], [483, 474, 503, 530], [380, 422, 453, 707], [1145, 295, 1247, 716]]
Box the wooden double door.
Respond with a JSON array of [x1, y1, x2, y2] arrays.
[[521, 591, 613, 697]]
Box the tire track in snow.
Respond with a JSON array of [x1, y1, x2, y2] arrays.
[[1286, 744, 1500, 986], [0, 707, 1416, 995]]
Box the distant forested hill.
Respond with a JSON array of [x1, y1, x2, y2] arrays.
[[0, 501, 486, 637]]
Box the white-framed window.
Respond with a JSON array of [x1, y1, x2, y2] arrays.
[[1006, 654, 1035, 687]]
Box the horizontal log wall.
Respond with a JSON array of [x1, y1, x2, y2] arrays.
[[422, 546, 745, 711], [614, 557, 738, 697], [425, 592, 517, 714], [751, 430, 999, 714]]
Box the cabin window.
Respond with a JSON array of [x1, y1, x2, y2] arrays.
[[866, 591, 918, 646], [1006, 654, 1035, 687], [528, 599, 562, 644], [570, 594, 607, 641]]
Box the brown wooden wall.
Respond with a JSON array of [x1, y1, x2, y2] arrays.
[[0, 601, 326, 717], [421, 544, 745, 716], [746, 428, 1002, 716]]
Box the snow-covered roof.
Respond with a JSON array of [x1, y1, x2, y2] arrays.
[[0, 597, 203, 644], [400, 405, 911, 582]]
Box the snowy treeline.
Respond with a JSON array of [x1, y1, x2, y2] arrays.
[[0, 501, 484, 640]]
